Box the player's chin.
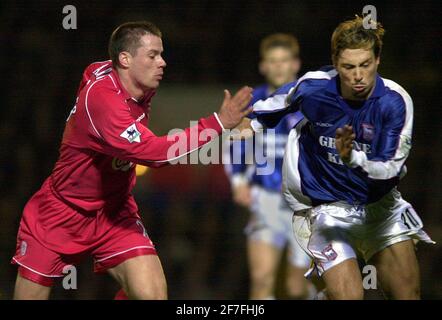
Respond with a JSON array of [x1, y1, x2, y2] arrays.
[[352, 88, 368, 98], [147, 79, 161, 89]]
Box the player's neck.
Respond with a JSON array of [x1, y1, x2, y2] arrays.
[[268, 85, 278, 94], [116, 69, 148, 101]]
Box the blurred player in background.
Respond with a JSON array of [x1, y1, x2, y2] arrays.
[[11, 21, 252, 300], [224, 34, 314, 300], [248, 16, 434, 299]]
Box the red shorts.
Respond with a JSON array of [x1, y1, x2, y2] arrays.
[[11, 180, 157, 287]]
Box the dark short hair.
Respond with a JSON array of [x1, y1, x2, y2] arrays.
[[108, 21, 162, 68]]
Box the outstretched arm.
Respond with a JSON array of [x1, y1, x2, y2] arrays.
[[229, 81, 301, 140], [86, 86, 253, 167], [252, 81, 300, 130]]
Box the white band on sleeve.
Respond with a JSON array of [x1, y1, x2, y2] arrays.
[[347, 149, 404, 180], [213, 112, 226, 131], [348, 149, 367, 168]]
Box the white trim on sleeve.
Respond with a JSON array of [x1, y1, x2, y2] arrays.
[[213, 112, 226, 131]]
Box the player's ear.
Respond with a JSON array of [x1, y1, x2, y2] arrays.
[[118, 51, 131, 68], [375, 56, 380, 67]]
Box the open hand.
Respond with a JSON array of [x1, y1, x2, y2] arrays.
[[217, 87, 253, 129]]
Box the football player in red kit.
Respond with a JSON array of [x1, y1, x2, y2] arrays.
[[11, 21, 252, 300]]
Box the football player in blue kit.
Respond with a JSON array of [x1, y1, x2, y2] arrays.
[[245, 16, 434, 299]]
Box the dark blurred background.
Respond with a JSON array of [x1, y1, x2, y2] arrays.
[[0, 0, 440, 299]]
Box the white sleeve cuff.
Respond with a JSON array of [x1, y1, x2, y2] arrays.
[[347, 149, 367, 168], [250, 118, 264, 133], [213, 112, 226, 132]]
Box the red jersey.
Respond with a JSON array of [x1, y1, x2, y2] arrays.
[[48, 60, 224, 213]]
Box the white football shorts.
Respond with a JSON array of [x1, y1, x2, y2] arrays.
[[292, 188, 435, 277]]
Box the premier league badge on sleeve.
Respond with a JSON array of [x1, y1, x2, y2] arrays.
[[120, 123, 141, 143]]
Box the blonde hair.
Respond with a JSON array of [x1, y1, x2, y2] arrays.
[[260, 33, 300, 59], [331, 15, 385, 64]]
